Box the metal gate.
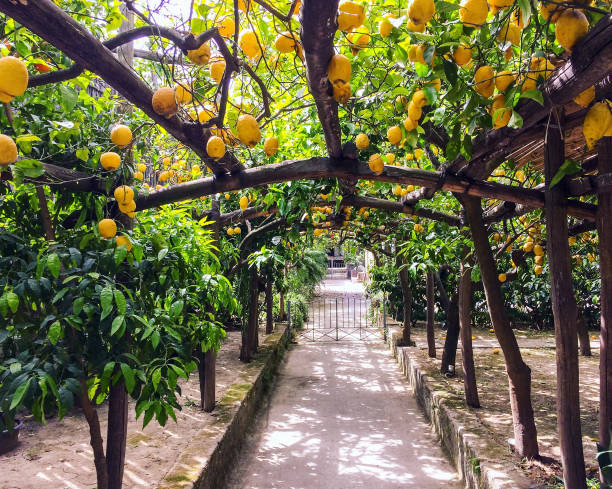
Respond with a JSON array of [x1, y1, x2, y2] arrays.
[[299, 295, 379, 341]]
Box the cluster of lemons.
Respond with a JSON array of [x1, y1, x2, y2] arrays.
[[0, 56, 28, 167]]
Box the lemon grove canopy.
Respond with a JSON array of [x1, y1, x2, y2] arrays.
[[0, 0, 611, 488]]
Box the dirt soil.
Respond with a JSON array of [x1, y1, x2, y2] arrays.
[[0, 327, 266, 489], [405, 324, 600, 487]]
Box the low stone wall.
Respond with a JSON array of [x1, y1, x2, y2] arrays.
[[158, 323, 292, 489], [386, 327, 533, 489]]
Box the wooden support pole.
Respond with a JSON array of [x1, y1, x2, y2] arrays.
[[240, 267, 259, 362], [462, 195, 539, 459], [106, 382, 128, 489], [459, 259, 480, 408], [598, 135, 612, 464], [544, 110, 586, 489], [426, 270, 436, 358], [397, 257, 413, 346], [436, 271, 460, 375]]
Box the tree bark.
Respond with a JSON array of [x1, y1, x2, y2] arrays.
[[240, 267, 259, 362], [426, 270, 436, 358], [435, 271, 460, 375], [35, 186, 56, 241], [459, 259, 480, 408], [396, 257, 414, 346], [79, 378, 108, 489], [577, 313, 591, 357], [202, 350, 216, 412], [544, 110, 586, 488], [265, 276, 274, 334], [598, 136, 612, 465], [279, 290, 285, 321], [462, 195, 539, 459], [106, 382, 128, 489]]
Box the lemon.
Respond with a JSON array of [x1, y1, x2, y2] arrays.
[[495, 71, 516, 92], [152, 87, 177, 118], [239, 30, 263, 60], [328, 54, 352, 83], [408, 101, 422, 121], [408, 0, 435, 25], [474, 65, 495, 98], [115, 235, 132, 251], [206, 135, 226, 159], [240, 195, 249, 210], [119, 200, 136, 216], [174, 84, 192, 104], [100, 152, 121, 171], [573, 85, 595, 107], [98, 219, 117, 239], [264, 136, 279, 156], [187, 43, 211, 65], [217, 17, 235, 37], [459, 0, 489, 27], [114, 185, 134, 204], [236, 114, 261, 147], [332, 82, 352, 104], [412, 90, 427, 108], [497, 22, 521, 46], [490, 94, 511, 129], [137, 163, 146, 173], [224, 193, 230, 200], [403, 117, 418, 131], [133, 171, 143, 180], [110, 124, 132, 148], [534, 265, 543, 275], [387, 125, 402, 145], [355, 133, 370, 150], [210, 57, 226, 84], [348, 28, 371, 50], [533, 244, 544, 256], [584, 101, 612, 149], [386, 153, 396, 164], [523, 242, 534, 252], [0, 56, 28, 103], [407, 20, 426, 32], [337, 1, 365, 31], [493, 349, 500, 354], [0, 134, 17, 167], [275, 32, 299, 53], [453, 44, 472, 66], [233, 227, 242, 234], [555, 9, 589, 51], [368, 154, 384, 174], [159, 170, 169, 182], [540, 2, 562, 24], [379, 18, 393, 37]]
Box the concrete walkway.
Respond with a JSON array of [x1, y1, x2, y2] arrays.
[[226, 281, 461, 488]]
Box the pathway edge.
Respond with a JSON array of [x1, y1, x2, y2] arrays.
[[386, 328, 535, 489], [157, 323, 292, 489]]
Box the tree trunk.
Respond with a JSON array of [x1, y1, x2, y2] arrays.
[[279, 290, 285, 321], [426, 270, 436, 358], [462, 195, 539, 459], [459, 259, 480, 408], [544, 110, 586, 488], [202, 350, 216, 412], [240, 267, 259, 362], [598, 136, 612, 466], [577, 313, 591, 357], [397, 257, 414, 346], [265, 276, 274, 334], [106, 382, 128, 489], [435, 271, 460, 375], [79, 378, 108, 489]]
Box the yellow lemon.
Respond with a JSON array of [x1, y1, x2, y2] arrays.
[[152, 87, 177, 118], [498, 273, 507, 282], [474, 65, 495, 98], [110, 124, 132, 148], [459, 0, 489, 27], [98, 219, 117, 239], [387, 125, 402, 145], [239, 30, 263, 60], [408, 0, 435, 25], [264, 136, 279, 156], [217, 17, 235, 37], [368, 154, 384, 174], [355, 133, 370, 150], [0, 56, 28, 103], [210, 57, 226, 84], [274, 32, 299, 53], [100, 152, 121, 171], [555, 9, 589, 52], [408, 101, 422, 121], [495, 71, 516, 92], [174, 84, 192, 104], [489, 94, 511, 129], [115, 235, 132, 251], [403, 117, 418, 131], [379, 18, 393, 38], [453, 44, 472, 66], [236, 114, 261, 147], [583, 101, 612, 149], [206, 135, 226, 159], [240, 195, 249, 210], [186, 43, 211, 65], [0, 134, 18, 166], [114, 185, 134, 204]]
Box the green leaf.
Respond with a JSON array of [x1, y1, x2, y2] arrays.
[[151, 330, 161, 350], [59, 85, 78, 111], [422, 85, 437, 105], [75, 148, 90, 162], [550, 159, 583, 188], [158, 248, 168, 261], [114, 289, 126, 315], [10, 378, 31, 410], [520, 89, 544, 106], [114, 245, 127, 265], [6, 291, 19, 313], [170, 300, 184, 318], [120, 363, 136, 394], [16, 134, 42, 143], [14, 159, 44, 178], [100, 286, 114, 320], [508, 111, 523, 129], [111, 315, 125, 336], [517, 0, 532, 26], [151, 368, 161, 391], [73, 297, 85, 315], [48, 320, 62, 345], [47, 253, 61, 279]]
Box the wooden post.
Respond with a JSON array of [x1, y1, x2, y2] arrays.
[[462, 195, 539, 459], [240, 266, 259, 362], [106, 382, 128, 489], [265, 275, 274, 334], [459, 259, 480, 408], [436, 271, 460, 375], [397, 256, 413, 346], [544, 109, 586, 489], [598, 135, 612, 463], [426, 270, 436, 358]]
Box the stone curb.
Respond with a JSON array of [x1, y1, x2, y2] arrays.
[[386, 327, 535, 489], [157, 323, 292, 489]]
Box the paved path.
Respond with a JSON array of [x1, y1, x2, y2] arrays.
[[226, 279, 461, 489]]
